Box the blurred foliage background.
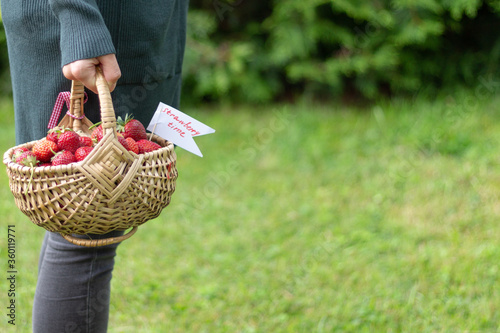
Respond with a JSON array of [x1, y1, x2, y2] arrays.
[[183, 0, 500, 104], [2, 0, 500, 103]]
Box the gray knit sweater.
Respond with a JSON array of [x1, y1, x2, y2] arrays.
[[1, 0, 189, 144]]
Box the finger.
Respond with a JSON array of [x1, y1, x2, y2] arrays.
[[97, 54, 121, 92], [62, 58, 100, 94]]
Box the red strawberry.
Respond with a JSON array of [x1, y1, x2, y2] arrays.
[[90, 123, 104, 142], [57, 131, 81, 153], [52, 150, 76, 166], [16, 151, 39, 167], [125, 137, 139, 154], [16, 151, 40, 194], [46, 128, 61, 143], [117, 115, 147, 141], [38, 162, 53, 168], [117, 134, 129, 150], [75, 146, 93, 162], [136, 139, 161, 154], [32, 139, 58, 163], [80, 136, 93, 147], [11, 147, 29, 162]]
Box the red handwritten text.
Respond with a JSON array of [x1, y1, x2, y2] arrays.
[[161, 107, 201, 137]]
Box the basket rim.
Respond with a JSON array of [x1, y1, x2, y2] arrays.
[[3, 137, 176, 175]]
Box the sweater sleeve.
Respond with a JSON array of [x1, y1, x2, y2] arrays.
[[48, 0, 116, 67]]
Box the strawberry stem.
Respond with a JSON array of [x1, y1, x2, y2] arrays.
[[89, 122, 102, 130]]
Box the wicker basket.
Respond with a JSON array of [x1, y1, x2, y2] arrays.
[[3, 68, 178, 247]]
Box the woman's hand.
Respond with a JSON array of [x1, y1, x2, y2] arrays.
[[62, 54, 121, 93]]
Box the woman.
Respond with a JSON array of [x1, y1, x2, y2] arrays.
[[1, 1, 189, 331]]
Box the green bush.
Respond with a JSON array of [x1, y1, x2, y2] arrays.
[[182, 0, 500, 103], [183, 2, 278, 104]]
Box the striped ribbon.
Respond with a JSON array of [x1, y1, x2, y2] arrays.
[[47, 91, 88, 129]]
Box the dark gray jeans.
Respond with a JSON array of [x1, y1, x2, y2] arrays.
[[32, 230, 123, 333]]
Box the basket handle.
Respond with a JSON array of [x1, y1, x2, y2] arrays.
[[69, 80, 85, 132], [94, 66, 117, 136], [60, 227, 138, 247]]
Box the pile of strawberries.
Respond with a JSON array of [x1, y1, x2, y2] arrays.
[[12, 115, 162, 168]]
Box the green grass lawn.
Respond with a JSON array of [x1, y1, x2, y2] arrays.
[[1, 88, 500, 332]]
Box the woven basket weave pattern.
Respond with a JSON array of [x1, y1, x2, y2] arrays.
[[3, 68, 177, 246]]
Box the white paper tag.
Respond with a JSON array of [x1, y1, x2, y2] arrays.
[[147, 102, 215, 157]]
